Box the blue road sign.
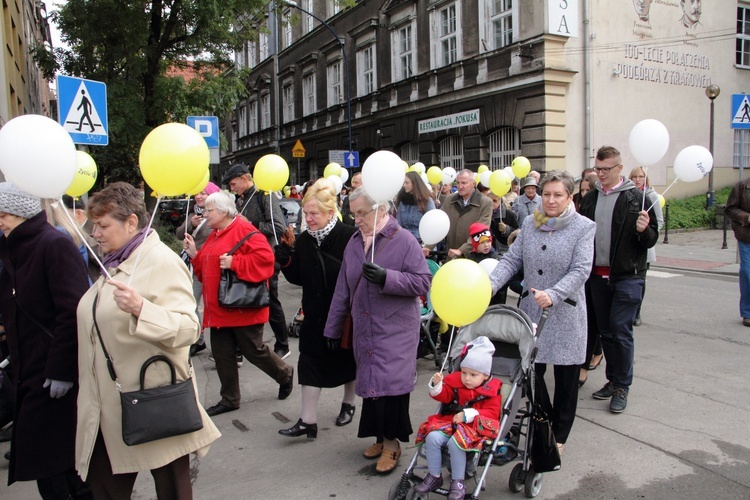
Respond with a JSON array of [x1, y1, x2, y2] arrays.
[[344, 151, 359, 168], [731, 94, 750, 130], [56, 75, 108, 146], [187, 116, 220, 148]]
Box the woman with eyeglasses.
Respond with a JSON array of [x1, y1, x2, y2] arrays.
[[628, 167, 664, 326], [323, 187, 432, 474]]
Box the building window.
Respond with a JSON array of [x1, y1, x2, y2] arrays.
[[248, 41, 257, 68], [486, 0, 513, 51], [393, 23, 414, 81], [259, 32, 269, 61], [488, 127, 520, 168], [303, 73, 316, 116], [735, 129, 750, 170], [249, 101, 258, 134], [739, 6, 750, 68], [261, 94, 271, 129], [283, 9, 293, 49], [439, 136, 463, 169], [327, 0, 341, 18], [327, 61, 343, 107], [400, 143, 419, 165], [432, 3, 461, 68], [235, 47, 246, 69], [283, 84, 295, 122], [357, 46, 376, 96], [238, 105, 248, 137], [301, 0, 314, 33]]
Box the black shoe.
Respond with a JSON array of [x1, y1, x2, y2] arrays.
[[3, 451, 8, 460], [592, 382, 615, 400], [609, 388, 628, 413], [189, 342, 206, 357], [278, 418, 317, 438], [279, 367, 294, 400], [0, 425, 11, 443], [274, 346, 291, 360], [206, 402, 238, 417], [335, 403, 356, 427]]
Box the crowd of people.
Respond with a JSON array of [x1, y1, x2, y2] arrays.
[[0, 145, 661, 499]]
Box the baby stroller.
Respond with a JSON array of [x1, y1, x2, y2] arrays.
[[416, 258, 441, 366], [389, 304, 549, 499]]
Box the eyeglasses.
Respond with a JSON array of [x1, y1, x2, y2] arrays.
[[353, 209, 374, 220], [594, 164, 622, 174]]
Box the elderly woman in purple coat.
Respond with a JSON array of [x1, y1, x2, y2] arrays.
[[324, 187, 432, 474]]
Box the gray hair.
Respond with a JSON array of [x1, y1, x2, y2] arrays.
[[539, 170, 576, 196], [456, 169, 475, 182], [205, 190, 237, 217], [348, 187, 389, 214]]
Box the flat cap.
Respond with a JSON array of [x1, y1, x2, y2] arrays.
[[221, 163, 249, 184]]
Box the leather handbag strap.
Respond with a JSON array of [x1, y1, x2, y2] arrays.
[[227, 231, 260, 256], [92, 293, 119, 386]]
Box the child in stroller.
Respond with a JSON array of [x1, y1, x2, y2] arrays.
[[413, 336, 502, 500]]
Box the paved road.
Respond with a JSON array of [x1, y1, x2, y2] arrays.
[[3, 258, 750, 499]]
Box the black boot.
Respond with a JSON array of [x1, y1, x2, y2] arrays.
[[279, 419, 317, 438], [335, 403, 355, 427]]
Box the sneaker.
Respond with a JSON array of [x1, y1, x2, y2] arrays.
[[236, 354, 243, 368], [448, 478, 466, 500], [743, 318, 750, 327], [609, 388, 628, 413], [414, 473, 443, 494], [592, 381, 615, 400], [634, 316, 642, 326], [189, 342, 206, 357], [207, 354, 215, 362], [274, 346, 291, 360]]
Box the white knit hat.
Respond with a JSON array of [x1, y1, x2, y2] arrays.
[[0, 182, 42, 219], [460, 336, 495, 376]]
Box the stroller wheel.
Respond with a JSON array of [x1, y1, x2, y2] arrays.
[[523, 468, 543, 498], [288, 322, 301, 338], [388, 474, 418, 500], [508, 463, 525, 493]]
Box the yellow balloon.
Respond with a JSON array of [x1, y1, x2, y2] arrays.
[[511, 156, 531, 179], [66, 151, 98, 197], [475, 173, 481, 184], [431, 260, 492, 326], [254, 154, 289, 192], [402, 160, 409, 171], [139, 123, 209, 196], [489, 170, 511, 197], [478, 164, 489, 173], [658, 194, 666, 208], [185, 169, 210, 196], [427, 166, 443, 185], [324, 162, 342, 178]]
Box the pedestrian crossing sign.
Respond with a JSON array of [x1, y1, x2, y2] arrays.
[[56, 75, 109, 145], [731, 94, 750, 130]]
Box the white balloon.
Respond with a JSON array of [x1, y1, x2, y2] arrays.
[[340, 168, 349, 184], [673, 145, 713, 183], [362, 150, 406, 203], [327, 174, 343, 194], [442, 167, 457, 185], [412, 162, 426, 174], [421, 173, 430, 187], [0, 115, 77, 198], [480, 171, 492, 188], [629, 119, 670, 167], [478, 258, 499, 276], [503, 166, 516, 180], [418, 209, 450, 245]]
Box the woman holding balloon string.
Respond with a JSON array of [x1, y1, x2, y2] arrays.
[[395, 171, 436, 243], [488, 171, 596, 454]]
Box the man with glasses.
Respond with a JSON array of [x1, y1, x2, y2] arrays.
[[579, 146, 659, 414]]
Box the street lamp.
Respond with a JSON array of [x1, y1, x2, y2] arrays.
[[705, 84, 720, 208], [283, 0, 353, 156]]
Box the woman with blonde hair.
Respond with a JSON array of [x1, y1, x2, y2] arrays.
[[275, 178, 358, 438]]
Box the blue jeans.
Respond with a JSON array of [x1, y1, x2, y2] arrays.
[[424, 431, 467, 480], [738, 241, 750, 318], [588, 275, 643, 390]]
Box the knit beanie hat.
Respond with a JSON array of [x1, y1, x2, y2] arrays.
[[460, 336, 495, 376], [469, 222, 492, 252], [0, 182, 42, 219], [204, 182, 221, 195]]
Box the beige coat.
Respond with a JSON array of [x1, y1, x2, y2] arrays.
[[75, 232, 220, 480]]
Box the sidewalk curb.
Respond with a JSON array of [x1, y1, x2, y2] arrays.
[[651, 264, 739, 278]]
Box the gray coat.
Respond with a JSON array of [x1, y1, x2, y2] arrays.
[[489, 212, 596, 365]]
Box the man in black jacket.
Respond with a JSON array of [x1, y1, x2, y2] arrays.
[[724, 177, 750, 326], [579, 146, 658, 414]]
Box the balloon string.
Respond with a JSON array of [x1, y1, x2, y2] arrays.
[[185, 196, 191, 234], [439, 325, 456, 374], [127, 196, 161, 286], [269, 192, 278, 246], [59, 197, 112, 281], [371, 205, 378, 263], [645, 178, 678, 213]]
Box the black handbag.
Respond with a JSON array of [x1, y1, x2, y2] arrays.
[[217, 231, 270, 308], [529, 372, 561, 473], [92, 295, 204, 446]]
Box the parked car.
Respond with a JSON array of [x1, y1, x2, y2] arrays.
[[280, 197, 302, 233]]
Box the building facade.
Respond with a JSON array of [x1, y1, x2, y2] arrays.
[[225, 0, 749, 196]]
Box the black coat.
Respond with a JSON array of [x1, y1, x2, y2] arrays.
[[0, 212, 90, 483], [278, 221, 356, 357]]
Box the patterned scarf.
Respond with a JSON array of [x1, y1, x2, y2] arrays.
[[308, 216, 337, 246], [362, 213, 390, 254], [533, 202, 576, 232], [102, 227, 153, 269]]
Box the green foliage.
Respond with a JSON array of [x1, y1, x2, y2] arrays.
[[665, 187, 731, 229], [156, 223, 183, 255]]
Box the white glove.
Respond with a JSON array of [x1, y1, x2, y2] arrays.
[[43, 379, 73, 399]]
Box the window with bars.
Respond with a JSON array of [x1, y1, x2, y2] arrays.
[[488, 128, 521, 168], [400, 143, 419, 165], [739, 6, 750, 68], [358, 46, 376, 96], [303, 73, 316, 116], [395, 24, 414, 80], [261, 94, 270, 129], [248, 101, 258, 134], [735, 129, 750, 170], [439, 5, 458, 66], [283, 84, 294, 122], [439, 136, 464, 169], [327, 61, 343, 106]]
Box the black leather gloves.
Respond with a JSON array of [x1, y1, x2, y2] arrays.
[[362, 263, 387, 285], [326, 337, 340, 350]]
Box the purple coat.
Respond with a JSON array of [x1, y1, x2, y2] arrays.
[[324, 217, 432, 398]]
